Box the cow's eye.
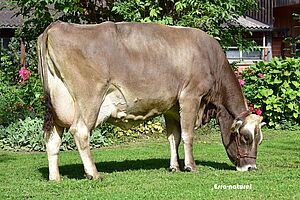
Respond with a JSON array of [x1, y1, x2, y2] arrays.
[[244, 134, 250, 141], [241, 133, 253, 144]]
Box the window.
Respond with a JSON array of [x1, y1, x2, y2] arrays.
[[0, 37, 11, 49]]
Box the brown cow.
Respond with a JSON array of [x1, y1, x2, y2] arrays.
[[37, 21, 264, 181]]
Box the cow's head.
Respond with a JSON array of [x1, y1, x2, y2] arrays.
[[225, 114, 265, 171]]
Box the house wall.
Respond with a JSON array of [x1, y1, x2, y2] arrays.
[[274, 4, 300, 37], [272, 4, 300, 57]]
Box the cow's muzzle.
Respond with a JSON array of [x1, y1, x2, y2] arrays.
[[236, 164, 257, 171]]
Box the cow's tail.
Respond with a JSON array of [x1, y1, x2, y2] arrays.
[[37, 23, 56, 133]]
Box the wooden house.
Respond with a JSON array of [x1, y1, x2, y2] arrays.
[[0, 0, 23, 50], [227, 0, 300, 65], [0, 0, 25, 68]]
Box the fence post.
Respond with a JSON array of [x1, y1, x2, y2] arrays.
[[20, 38, 25, 67]]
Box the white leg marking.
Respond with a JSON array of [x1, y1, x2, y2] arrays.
[[165, 116, 181, 171], [181, 132, 196, 171], [168, 133, 180, 170], [45, 125, 63, 181]]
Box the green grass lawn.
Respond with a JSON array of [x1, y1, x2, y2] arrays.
[[0, 129, 299, 200]]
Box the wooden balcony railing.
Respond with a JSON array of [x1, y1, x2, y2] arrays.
[[247, 0, 273, 25], [274, 0, 300, 7]]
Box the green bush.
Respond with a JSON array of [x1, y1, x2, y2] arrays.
[[0, 117, 164, 152], [241, 57, 300, 129], [0, 40, 44, 127], [112, 0, 257, 49], [0, 77, 26, 126], [60, 124, 115, 151], [0, 72, 43, 126], [0, 118, 116, 152], [0, 117, 44, 151], [110, 118, 164, 144]]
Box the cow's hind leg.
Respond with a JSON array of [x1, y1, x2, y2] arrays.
[[70, 119, 101, 180], [164, 115, 181, 172], [44, 123, 64, 181]]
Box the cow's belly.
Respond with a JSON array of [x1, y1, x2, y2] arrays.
[[95, 85, 176, 129]]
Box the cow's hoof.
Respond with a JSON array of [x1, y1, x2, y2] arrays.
[[48, 175, 61, 182], [98, 175, 105, 181], [169, 166, 181, 172], [85, 174, 104, 181], [86, 174, 94, 180], [184, 166, 198, 173], [48, 178, 61, 182]]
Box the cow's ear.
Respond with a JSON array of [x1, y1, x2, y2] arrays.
[[231, 120, 243, 133]]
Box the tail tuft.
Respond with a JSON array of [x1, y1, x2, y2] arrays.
[[43, 94, 54, 132]]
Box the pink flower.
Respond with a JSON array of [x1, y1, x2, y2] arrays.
[[257, 73, 264, 80], [239, 79, 245, 87], [255, 108, 262, 116], [249, 104, 253, 112], [19, 66, 31, 81]]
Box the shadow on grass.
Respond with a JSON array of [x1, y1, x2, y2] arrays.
[[196, 160, 234, 171], [39, 159, 233, 180], [0, 154, 16, 163]]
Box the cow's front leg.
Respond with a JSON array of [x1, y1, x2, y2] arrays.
[[45, 124, 63, 182], [71, 120, 100, 180], [164, 115, 181, 172], [179, 97, 199, 172]]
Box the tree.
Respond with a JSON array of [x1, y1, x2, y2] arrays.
[[113, 0, 257, 49], [9, 0, 256, 49], [8, 0, 118, 41]]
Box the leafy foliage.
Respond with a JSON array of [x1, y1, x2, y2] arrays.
[[0, 117, 164, 152], [8, 0, 118, 41], [241, 57, 300, 129], [0, 117, 44, 151], [0, 40, 44, 126], [113, 0, 257, 48], [8, 0, 257, 49], [110, 118, 164, 144], [59, 123, 115, 151]]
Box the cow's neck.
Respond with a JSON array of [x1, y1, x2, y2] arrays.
[[219, 65, 248, 118], [216, 61, 248, 145]]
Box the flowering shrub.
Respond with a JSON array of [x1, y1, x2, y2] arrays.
[[238, 79, 245, 87], [19, 66, 31, 81], [0, 39, 43, 126], [240, 57, 300, 129]]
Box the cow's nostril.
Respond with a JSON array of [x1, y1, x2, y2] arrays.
[[248, 166, 257, 171]]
